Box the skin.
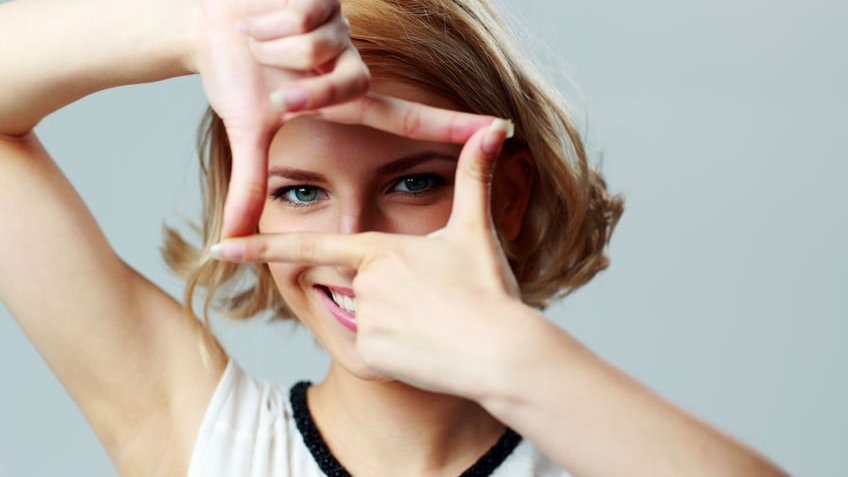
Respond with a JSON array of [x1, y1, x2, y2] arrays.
[[255, 83, 532, 475], [0, 0, 791, 474], [0, 0, 496, 474], [214, 92, 792, 477], [218, 115, 792, 476], [194, 0, 374, 239]]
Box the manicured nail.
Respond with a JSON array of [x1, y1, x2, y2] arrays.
[[270, 91, 286, 111], [270, 88, 308, 112], [482, 118, 514, 154], [496, 118, 516, 138], [237, 21, 248, 35], [209, 241, 245, 261]]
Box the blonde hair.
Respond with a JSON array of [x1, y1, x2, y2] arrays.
[[161, 0, 624, 332]]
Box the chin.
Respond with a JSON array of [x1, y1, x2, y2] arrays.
[[339, 357, 393, 382], [325, 332, 397, 383], [296, 303, 394, 383], [275, 271, 395, 384]]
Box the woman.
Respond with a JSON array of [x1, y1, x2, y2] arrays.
[[0, 0, 789, 475]]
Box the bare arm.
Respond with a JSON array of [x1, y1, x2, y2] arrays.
[[482, 306, 790, 477], [0, 0, 224, 475], [0, 0, 195, 136]]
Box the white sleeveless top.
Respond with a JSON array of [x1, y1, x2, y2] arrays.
[[186, 359, 572, 477]]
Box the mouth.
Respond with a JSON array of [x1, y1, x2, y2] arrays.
[[319, 285, 356, 313], [315, 284, 357, 332]]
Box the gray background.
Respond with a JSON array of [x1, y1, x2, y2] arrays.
[[1, 0, 845, 475]]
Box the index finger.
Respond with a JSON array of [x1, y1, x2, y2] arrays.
[[210, 231, 375, 269], [282, 92, 498, 144]]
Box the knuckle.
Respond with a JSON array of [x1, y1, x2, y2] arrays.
[[402, 106, 422, 137], [246, 181, 268, 201], [315, 36, 339, 60], [337, 14, 351, 35], [247, 39, 270, 63], [329, 29, 348, 52], [298, 40, 320, 67], [296, 235, 317, 263], [322, 79, 341, 105], [295, 11, 314, 33], [356, 93, 375, 123], [244, 236, 268, 260], [448, 114, 463, 142], [231, 177, 267, 201], [308, 79, 337, 109], [462, 158, 493, 184], [374, 241, 403, 264], [301, 4, 328, 31], [325, 64, 368, 106], [354, 65, 371, 94]]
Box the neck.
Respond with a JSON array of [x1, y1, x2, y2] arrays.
[[307, 361, 507, 476]]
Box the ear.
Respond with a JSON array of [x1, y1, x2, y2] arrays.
[[491, 147, 535, 241]]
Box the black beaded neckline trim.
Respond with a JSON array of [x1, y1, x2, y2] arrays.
[[290, 381, 523, 477]]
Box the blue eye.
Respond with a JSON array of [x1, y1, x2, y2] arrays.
[[272, 186, 327, 206], [393, 174, 443, 194]]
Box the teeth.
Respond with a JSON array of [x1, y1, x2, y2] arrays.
[[330, 290, 356, 314]]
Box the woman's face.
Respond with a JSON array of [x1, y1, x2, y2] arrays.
[[257, 83, 522, 379]]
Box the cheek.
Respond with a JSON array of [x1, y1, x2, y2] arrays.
[[384, 197, 454, 235], [267, 262, 300, 288], [259, 206, 331, 234], [266, 262, 312, 314]]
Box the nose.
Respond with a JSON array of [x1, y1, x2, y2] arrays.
[[338, 200, 379, 235], [334, 200, 381, 279]]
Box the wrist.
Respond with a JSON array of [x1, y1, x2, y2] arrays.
[[475, 306, 569, 421], [466, 300, 548, 407], [177, 0, 201, 74], [161, 0, 200, 75], [96, 0, 198, 80]]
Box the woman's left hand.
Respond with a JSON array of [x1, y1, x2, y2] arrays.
[[209, 118, 536, 400]]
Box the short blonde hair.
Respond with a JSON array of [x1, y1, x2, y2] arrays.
[[162, 0, 624, 331]]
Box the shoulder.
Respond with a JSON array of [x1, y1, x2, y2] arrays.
[[185, 359, 323, 477]]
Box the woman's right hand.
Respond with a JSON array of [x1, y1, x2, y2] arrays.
[[191, 0, 370, 239]]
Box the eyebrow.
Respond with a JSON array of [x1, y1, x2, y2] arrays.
[[268, 150, 458, 183]]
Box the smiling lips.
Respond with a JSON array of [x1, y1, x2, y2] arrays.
[[316, 284, 357, 331], [329, 290, 356, 313]]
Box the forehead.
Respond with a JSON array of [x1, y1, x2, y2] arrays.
[[267, 82, 464, 171]]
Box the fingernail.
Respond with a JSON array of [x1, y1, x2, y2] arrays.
[[209, 241, 245, 261], [496, 118, 516, 138], [269, 91, 287, 111], [270, 89, 308, 112], [237, 21, 248, 35], [482, 118, 515, 154]]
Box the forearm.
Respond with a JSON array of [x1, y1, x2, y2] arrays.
[[481, 309, 789, 477], [0, 0, 197, 136]]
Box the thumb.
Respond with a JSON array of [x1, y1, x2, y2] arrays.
[[446, 118, 514, 234], [221, 125, 272, 239]]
